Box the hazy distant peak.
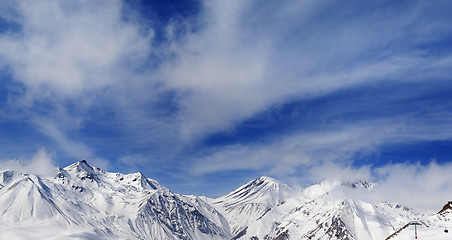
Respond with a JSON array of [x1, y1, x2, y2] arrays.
[[302, 179, 374, 200], [341, 180, 374, 190]]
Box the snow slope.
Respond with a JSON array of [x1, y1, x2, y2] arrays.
[[210, 176, 291, 238], [212, 179, 428, 240], [386, 201, 452, 240], [0, 160, 231, 240], [0, 161, 449, 240], [265, 181, 420, 240]]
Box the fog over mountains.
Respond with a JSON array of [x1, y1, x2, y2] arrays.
[[0, 160, 451, 240]]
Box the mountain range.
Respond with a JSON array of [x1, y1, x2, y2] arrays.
[[0, 160, 450, 239]]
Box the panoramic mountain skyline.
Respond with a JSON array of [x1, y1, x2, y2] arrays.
[[0, 0, 452, 210], [1, 159, 451, 239]]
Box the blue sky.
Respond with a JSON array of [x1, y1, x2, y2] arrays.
[[1, 0, 452, 209]]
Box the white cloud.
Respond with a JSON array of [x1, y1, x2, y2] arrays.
[[0, 148, 57, 177], [0, 0, 152, 104], [373, 162, 452, 211], [188, 123, 384, 176], [303, 161, 452, 212], [0, 0, 153, 168], [155, 0, 452, 143], [2, 0, 451, 149], [308, 162, 372, 184], [189, 109, 452, 176]]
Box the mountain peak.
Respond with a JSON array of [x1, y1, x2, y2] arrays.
[[341, 180, 374, 189], [0, 161, 229, 239], [124, 171, 160, 190], [215, 176, 291, 207], [64, 160, 96, 173], [237, 176, 287, 194], [256, 176, 278, 184], [62, 160, 102, 182], [302, 179, 374, 200]]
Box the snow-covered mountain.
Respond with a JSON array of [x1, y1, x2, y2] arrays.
[[211, 178, 451, 240], [261, 180, 421, 240], [0, 160, 450, 240], [0, 160, 230, 240], [210, 176, 292, 238], [385, 201, 452, 240], [212, 179, 423, 240]]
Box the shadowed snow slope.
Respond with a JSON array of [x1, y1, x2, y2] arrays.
[[0, 162, 450, 240]]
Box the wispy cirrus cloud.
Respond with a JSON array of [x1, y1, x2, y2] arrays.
[[189, 108, 452, 176], [0, 0, 152, 102], [157, 0, 452, 142], [2, 0, 451, 154], [0, 0, 154, 165]]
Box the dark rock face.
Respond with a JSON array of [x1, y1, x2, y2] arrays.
[[231, 227, 247, 240], [438, 201, 452, 215], [325, 216, 355, 240], [273, 230, 289, 240]]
